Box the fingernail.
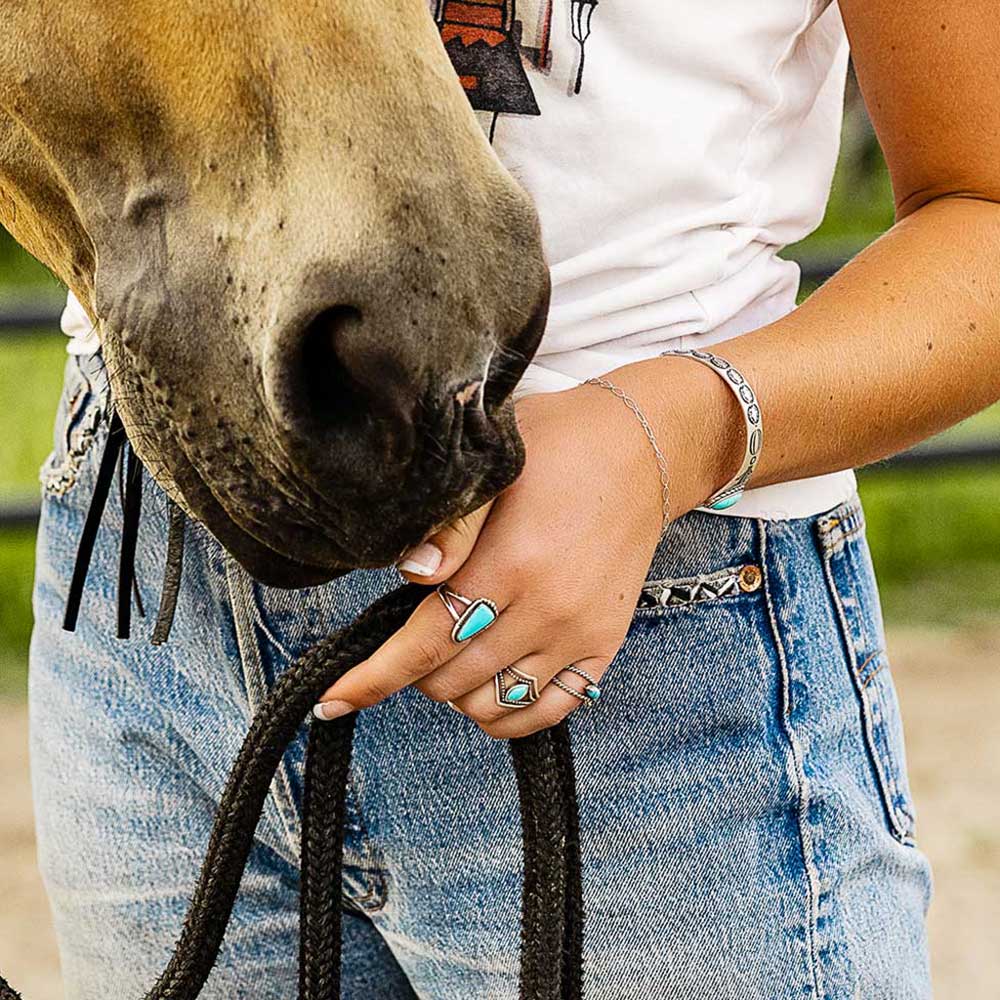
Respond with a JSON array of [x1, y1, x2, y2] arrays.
[[398, 542, 442, 577], [312, 700, 354, 721]]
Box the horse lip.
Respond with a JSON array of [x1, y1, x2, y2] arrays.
[[484, 277, 550, 409], [197, 499, 351, 587], [241, 548, 346, 588], [189, 458, 512, 587], [201, 470, 477, 586]]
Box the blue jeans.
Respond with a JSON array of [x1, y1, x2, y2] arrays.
[[29, 354, 933, 999]]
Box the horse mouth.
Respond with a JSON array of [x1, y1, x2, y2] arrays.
[[164, 391, 528, 589], [190, 467, 518, 589]]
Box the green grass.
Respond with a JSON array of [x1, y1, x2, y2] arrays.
[[0, 225, 60, 287], [0, 529, 37, 698], [0, 333, 64, 700], [0, 335, 66, 495], [860, 466, 1000, 626]]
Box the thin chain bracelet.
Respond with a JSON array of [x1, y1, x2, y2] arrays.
[[583, 376, 671, 534]]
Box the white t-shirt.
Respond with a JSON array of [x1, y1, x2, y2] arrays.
[[64, 0, 857, 519]]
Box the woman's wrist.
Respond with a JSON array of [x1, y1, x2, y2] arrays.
[[599, 356, 746, 520], [557, 380, 667, 545]]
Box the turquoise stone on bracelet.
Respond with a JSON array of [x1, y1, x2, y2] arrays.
[[708, 492, 742, 511]]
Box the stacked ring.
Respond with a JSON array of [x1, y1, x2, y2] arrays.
[[550, 665, 602, 706], [494, 665, 541, 709]]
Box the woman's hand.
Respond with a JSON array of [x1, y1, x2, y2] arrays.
[[312, 364, 737, 738]]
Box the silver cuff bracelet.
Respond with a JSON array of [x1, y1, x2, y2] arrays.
[[659, 349, 762, 513]]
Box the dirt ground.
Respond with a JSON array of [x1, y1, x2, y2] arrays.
[[1, 624, 998, 999]]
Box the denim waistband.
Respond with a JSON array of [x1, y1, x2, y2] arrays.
[[646, 490, 862, 586]]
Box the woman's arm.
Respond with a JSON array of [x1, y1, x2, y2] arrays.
[[615, 0, 1000, 518], [313, 1, 1000, 739]]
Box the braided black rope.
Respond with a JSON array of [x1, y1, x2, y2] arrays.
[[141, 584, 422, 999], [7, 410, 587, 996], [552, 726, 585, 998], [511, 725, 585, 1000], [298, 712, 357, 999], [0, 582, 585, 999]]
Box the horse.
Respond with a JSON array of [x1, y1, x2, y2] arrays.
[[0, 8, 576, 997], [0, 0, 551, 587]]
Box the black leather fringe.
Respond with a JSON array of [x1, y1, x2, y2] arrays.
[[116, 445, 144, 639], [152, 501, 186, 646], [62, 411, 126, 633]]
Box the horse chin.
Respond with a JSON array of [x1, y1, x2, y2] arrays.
[[231, 543, 350, 590], [194, 451, 524, 590]]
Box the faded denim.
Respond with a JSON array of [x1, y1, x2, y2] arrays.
[[29, 353, 933, 998]]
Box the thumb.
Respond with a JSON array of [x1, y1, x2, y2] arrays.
[[397, 501, 493, 584]]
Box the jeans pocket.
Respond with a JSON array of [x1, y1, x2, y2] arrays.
[[817, 500, 917, 844], [634, 561, 764, 617], [40, 355, 108, 498]]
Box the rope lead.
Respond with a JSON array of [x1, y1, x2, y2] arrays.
[[6, 413, 586, 999], [6, 587, 586, 999]]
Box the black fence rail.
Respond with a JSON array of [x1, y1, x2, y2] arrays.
[[0, 302, 66, 333], [2, 296, 999, 531], [0, 499, 43, 531]]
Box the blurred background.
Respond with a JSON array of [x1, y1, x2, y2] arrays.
[[1, 78, 999, 997]]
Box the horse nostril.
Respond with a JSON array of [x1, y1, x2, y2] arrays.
[[293, 304, 418, 457], [298, 304, 370, 426]]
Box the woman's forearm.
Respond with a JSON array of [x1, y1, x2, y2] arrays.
[[605, 195, 1000, 518]]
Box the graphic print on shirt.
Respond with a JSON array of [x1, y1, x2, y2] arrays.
[[433, 0, 599, 142]]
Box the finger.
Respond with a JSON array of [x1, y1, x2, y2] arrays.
[[475, 657, 609, 739], [413, 628, 549, 704], [447, 652, 560, 724], [397, 501, 494, 584], [313, 580, 514, 718]]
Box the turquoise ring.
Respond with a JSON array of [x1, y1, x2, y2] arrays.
[[494, 665, 541, 709], [436, 584, 500, 643], [551, 665, 602, 707]]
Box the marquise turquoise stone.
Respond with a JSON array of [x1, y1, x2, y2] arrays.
[[505, 683, 531, 703], [585, 685, 601, 701], [454, 601, 497, 642]]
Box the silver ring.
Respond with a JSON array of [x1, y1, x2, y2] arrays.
[[550, 665, 602, 707], [494, 665, 541, 709], [436, 584, 500, 643]]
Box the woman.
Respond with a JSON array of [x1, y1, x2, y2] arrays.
[[32, 1, 999, 997]]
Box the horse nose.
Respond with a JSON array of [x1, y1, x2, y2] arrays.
[[263, 266, 548, 460], [303, 305, 415, 422], [262, 302, 421, 459]]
